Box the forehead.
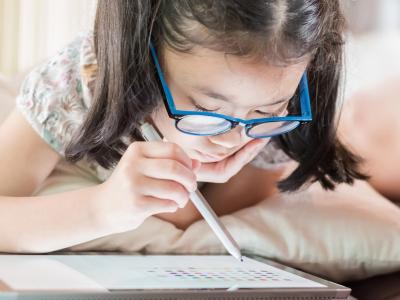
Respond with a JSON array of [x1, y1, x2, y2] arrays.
[[162, 45, 309, 107]]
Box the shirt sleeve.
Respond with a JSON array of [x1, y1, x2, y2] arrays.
[[249, 140, 292, 170], [16, 35, 89, 156]]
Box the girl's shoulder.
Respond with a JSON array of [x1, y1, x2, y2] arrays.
[[16, 31, 97, 156]]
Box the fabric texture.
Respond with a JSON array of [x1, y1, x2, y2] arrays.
[[34, 162, 400, 283]]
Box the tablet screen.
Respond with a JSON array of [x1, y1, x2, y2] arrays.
[[0, 255, 325, 291]]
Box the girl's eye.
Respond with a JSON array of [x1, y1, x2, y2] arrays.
[[188, 97, 220, 112], [255, 110, 276, 117], [193, 102, 219, 112], [255, 103, 288, 117]]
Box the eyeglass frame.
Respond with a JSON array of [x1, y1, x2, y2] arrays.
[[149, 42, 313, 138]]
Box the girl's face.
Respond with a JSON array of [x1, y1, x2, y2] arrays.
[[152, 45, 308, 163]]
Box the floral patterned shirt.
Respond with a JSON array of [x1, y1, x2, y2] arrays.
[[16, 32, 290, 182]]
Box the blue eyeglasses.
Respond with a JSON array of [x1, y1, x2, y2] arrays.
[[150, 43, 312, 139]]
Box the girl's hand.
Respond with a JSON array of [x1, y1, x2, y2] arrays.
[[194, 139, 269, 183], [94, 141, 198, 233]]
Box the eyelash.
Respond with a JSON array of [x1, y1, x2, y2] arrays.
[[255, 106, 286, 117], [192, 101, 286, 117], [193, 103, 219, 112], [255, 110, 278, 117], [256, 102, 289, 117]]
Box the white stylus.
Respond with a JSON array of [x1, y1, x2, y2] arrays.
[[140, 122, 243, 262]]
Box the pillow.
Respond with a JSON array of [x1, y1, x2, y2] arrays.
[[35, 160, 400, 283]]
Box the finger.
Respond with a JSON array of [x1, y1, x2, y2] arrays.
[[139, 195, 179, 215], [243, 139, 269, 161], [224, 139, 268, 171], [195, 139, 267, 182], [191, 159, 201, 172], [138, 176, 190, 208], [138, 158, 197, 193], [135, 142, 193, 170]]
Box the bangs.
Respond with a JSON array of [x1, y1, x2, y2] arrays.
[[154, 1, 319, 66]]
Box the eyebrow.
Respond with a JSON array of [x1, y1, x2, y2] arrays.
[[194, 86, 293, 106]]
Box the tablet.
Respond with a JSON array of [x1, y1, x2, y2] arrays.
[[0, 252, 351, 300]]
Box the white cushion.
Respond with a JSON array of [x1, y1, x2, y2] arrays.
[[35, 161, 400, 283]]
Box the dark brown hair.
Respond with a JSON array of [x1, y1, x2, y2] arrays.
[[66, 0, 367, 191]]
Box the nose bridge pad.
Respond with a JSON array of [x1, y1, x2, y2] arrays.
[[233, 121, 248, 139], [228, 121, 243, 135], [242, 123, 251, 139]]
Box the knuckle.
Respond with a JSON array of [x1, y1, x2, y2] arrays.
[[134, 197, 149, 212], [170, 182, 189, 201], [166, 160, 180, 174], [187, 171, 197, 183], [185, 175, 197, 192], [126, 142, 142, 161], [168, 143, 181, 158], [127, 142, 140, 153], [166, 202, 179, 212], [223, 175, 231, 183], [214, 167, 230, 183], [120, 164, 132, 177], [120, 165, 139, 183], [126, 173, 142, 193], [164, 199, 178, 208]]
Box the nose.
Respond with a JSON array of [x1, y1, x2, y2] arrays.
[[208, 125, 244, 149]]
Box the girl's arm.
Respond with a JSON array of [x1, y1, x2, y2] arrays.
[[0, 186, 111, 253], [0, 110, 112, 252], [0, 109, 198, 253], [0, 110, 61, 197]]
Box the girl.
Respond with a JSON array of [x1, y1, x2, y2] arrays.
[[0, 0, 365, 253]]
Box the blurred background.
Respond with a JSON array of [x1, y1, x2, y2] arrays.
[[343, 0, 400, 34], [0, 0, 94, 76], [0, 0, 399, 77]]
